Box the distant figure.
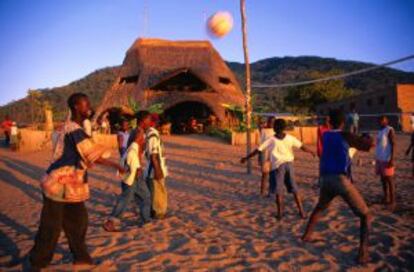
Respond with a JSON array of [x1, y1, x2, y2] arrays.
[[82, 110, 94, 137], [316, 116, 330, 158], [375, 116, 396, 211], [405, 132, 414, 178], [302, 109, 373, 265], [145, 112, 169, 219], [104, 117, 151, 232], [100, 113, 110, 134], [29, 93, 125, 270], [1, 115, 13, 146], [117, 119, 130, 158], [258, 117, 274, 196], [10, 121, 19, 151], [241, 119, 315, 219], [348, 108, 360, 134]]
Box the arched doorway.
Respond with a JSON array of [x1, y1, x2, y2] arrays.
[[164, 101, 213, 134]]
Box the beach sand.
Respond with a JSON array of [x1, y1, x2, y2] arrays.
[[0, 134, 413, 271]]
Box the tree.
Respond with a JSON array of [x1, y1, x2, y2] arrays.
[[284, 70, 353, 114]]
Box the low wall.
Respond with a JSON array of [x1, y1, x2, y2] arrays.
[[231, 127, 318, 146], [18, 129, 52, 152]]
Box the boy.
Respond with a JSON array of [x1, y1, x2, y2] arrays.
[[302, 109, 373, 264], [104, 117, 152, 231], [406, 132, 414, 178], [29, 93, 125, 271], [241, 119, 315, 219], [145, 114, 168, 219], [375, 116, 396, 211]]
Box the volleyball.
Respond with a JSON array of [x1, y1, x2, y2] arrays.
[[207, 11, 234, 38]]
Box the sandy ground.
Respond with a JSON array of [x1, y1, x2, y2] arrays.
[[0, 134, 413, 271]]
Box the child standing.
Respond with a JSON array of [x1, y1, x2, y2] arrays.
[[375, 116, 396, 211], [302, 109, 373, 264], [104, 116, 152, 232], [241, 119, 315, 219]]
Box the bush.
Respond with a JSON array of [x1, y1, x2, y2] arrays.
[[206, 127, 232, 142]]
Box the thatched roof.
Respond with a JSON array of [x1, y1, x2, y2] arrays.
[[96, 38, 245, 121]]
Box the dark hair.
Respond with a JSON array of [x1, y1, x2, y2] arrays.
[[329, 109, 345, 129], [379, 115, 388, 121], [135, 110, 151, 123], [273, 118, 286, 133], [67, 93, 88, 111]]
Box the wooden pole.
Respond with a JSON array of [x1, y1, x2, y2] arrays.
[[240, 0, 252, 174]]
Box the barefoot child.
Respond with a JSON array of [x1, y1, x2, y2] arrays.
[[241, 118, 315, 219], [375, 116, 396, 211], [104, 123, 152, 231], [302, 109, 373, 264]]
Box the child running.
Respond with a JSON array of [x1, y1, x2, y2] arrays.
[[104, 112, 152, 231], [375, 116, 396, 211], [302, 109, 373, 264], [241, 118, 315, 219]]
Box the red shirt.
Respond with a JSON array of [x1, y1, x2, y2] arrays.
[[317, 125, 330, 158], [1, 120, 12, 132]]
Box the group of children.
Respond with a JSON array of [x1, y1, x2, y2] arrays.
[[104, 111, 169, 231], [29, 93, 168, 270], [242, 110, 412, 264]]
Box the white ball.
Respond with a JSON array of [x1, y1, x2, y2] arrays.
[[207, 11, 234, 38]]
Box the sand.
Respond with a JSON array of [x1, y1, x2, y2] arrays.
[[0, 134, 413, 271]]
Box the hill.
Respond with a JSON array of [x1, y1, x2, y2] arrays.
[[1, 56, 413, 123]]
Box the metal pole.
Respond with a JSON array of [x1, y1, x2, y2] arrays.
[[240, 0, 252, 174]]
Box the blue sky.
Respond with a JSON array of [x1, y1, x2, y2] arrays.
[[0, 0, 413, 105]]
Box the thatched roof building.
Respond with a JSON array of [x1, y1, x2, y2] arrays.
[[96, 38, 245, 128]]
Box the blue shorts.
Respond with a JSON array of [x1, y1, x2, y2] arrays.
[[269, 162, 298, 194]]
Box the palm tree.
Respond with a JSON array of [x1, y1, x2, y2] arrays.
[[240, 0, 252, 174]]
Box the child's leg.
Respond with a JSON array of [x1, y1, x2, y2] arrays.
[[285, 163, 305, 218], [110, 183, 134, 219], [302, 176, 335, 241], [260, 171, 269, 196], [274, 165, 286, 219], [268, 170, 276, 195], [380, 175, 390, 204], [339, 176, 371, 264], [385, 176, 396, 211], [134, 179, 152, 224]]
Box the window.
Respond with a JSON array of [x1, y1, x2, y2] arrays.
[[366, 99, 373, 107], [378, 96, 385, 105], [218, 77, 231, 85], [119, 75, 139, 84]]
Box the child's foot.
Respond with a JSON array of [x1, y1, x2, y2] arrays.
[[103, 219, 119, 232]]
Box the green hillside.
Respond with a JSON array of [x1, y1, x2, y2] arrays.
[[1, 56, 413, 123]]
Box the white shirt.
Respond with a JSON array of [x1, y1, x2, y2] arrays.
[[121, 142, 141, 186], [375, 126, 393, 162], [144, 128, 168, 179], [258, 134, 302, 170], [83, 119, 92, 137]]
